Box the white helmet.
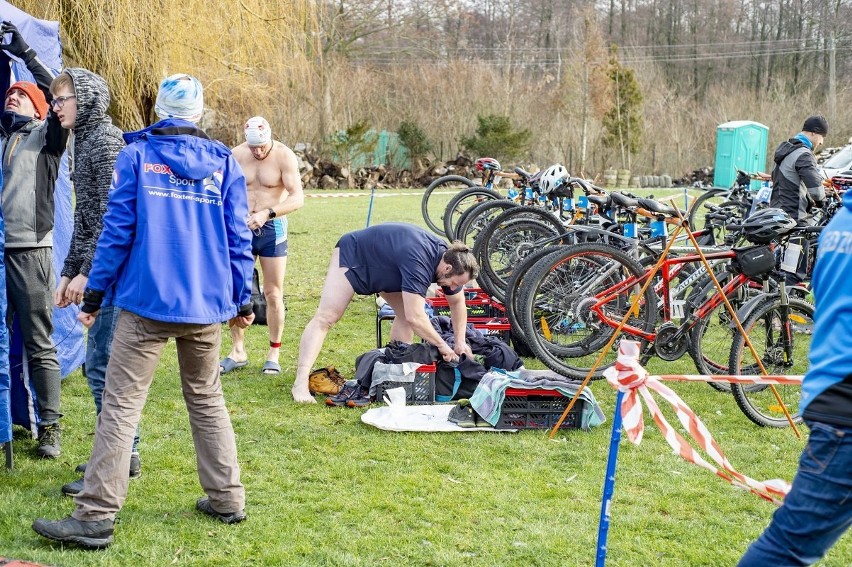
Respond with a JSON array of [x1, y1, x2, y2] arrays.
[[539, 164, 568, 195]]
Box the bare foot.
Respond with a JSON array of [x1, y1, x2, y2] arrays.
[[292, 380, 317, 404]]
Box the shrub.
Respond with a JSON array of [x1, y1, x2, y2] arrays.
[[327, 120, 377, 168], [459, 114, 531, 162], [397, 120, 433, 161]]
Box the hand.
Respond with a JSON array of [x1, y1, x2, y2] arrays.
[[453, 341, 473, 358], [246, 211, 269, 232], [438, 343, 459, 363], [54, 276, 71, 307], [77, 310, 99, 329], [65, 274, 88, 305], [0, 21, 31, 59], [229, 313, 255, 329]]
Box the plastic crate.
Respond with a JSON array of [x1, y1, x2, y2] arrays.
[[374, 364, 436, 405], [495, 388, 585, 430], [427, 292, 504, 319], [472, 318, 511, 344]]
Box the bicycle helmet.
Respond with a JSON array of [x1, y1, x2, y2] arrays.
[[741, 208, 797, 243], [474, 157, 501, 172], [539, 164, 568, 195]]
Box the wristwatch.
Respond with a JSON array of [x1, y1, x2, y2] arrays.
[[267, 208, 276, 219]]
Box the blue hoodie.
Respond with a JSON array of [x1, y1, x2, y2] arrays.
[[86, 119, 254, 324], [800, 192, 852, 426]]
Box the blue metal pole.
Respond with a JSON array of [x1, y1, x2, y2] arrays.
[[684, 186, 689, 212], [595, 390, 625, 567], [365, 186, 377, 228]]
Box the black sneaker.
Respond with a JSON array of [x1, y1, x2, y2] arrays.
[[325, 380, 360, 407], [32, 516, 114, 549], [37, 423, 61, 459], [345, 388, 373, 408], [129, 453, 142, 478], [62, 477, 85, 496], [195, 497, 246, 524], [76, 452, 142, 479], [448, 401, 476, 428]]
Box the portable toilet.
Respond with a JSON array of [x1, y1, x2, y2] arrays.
[[712, 120, 769, 188]]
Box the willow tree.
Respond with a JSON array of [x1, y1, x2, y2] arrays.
[[13, 0, 316, 144]]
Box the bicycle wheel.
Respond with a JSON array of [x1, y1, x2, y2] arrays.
[[505, 246, 571, 357], [442, 186, 501, 241], [475, 218, 563, 303], [687, 271, 764, 392], [728, 296, 814, 427], [421, 175, 475, 236], [455, 199, 518, 247], [686, 188, 730, 232], [518, 243, 656, 379]]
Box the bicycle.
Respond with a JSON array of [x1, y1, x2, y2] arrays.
[[513, 207, 790, 381]]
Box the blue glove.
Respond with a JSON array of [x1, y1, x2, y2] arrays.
[[0, 21, 33, 60]]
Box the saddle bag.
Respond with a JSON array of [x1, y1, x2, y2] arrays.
[[732, 245, 775, 278]]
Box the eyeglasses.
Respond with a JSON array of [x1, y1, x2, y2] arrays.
[[50, 95, 76, 110]]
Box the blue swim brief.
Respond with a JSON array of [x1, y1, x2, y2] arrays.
[[251, 217, 288, 257]]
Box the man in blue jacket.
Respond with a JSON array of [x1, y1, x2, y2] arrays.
[[31, 74, 255, 549], [738, 193, 852, 565]]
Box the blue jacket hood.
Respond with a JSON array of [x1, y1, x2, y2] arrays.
[[124, 118, 229, 180]]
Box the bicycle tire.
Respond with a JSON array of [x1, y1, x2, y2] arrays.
[[455, 200, 518, 247], [472, 206, 566, 294], [687, 271, 764, 392], [518, 243, 657, 379], [421, 175, 475, 236], [505, 247, 572, 357], [475, 218, 563, 303], [686, 188, 730, 231], [442, 186, 502, 241], [728, 296, 814, 427]]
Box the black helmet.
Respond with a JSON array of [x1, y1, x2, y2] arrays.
[[742, 208, 797, 243]]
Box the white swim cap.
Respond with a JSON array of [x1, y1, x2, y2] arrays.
[[155, 73, 204, 123], [244, 116, 272, 145]]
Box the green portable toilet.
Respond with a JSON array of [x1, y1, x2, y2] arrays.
[[713, 120, 769, 188]]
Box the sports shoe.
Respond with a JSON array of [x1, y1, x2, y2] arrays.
[[75, 452, 142, 479], [325, 380, 360, 407], [62, 478, 85, 496], [448, 400, 476, 428], [37, 423, 61, 459], [195, 497, 246, 524], [31, 516, 114, 549], [345, 388, 373, 408]]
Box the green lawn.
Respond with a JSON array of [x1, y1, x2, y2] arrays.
[[2, 189, 849, 566]]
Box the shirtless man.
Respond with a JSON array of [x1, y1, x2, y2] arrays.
[[221, 116, 304, 375]]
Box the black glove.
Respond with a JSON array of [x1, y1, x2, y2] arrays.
[[0, 21, 33, 60]]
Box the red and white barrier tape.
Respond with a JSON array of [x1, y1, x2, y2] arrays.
[[604, 340, 793, 504]]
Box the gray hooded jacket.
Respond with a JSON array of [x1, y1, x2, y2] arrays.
[[61, 68, 125, 278]]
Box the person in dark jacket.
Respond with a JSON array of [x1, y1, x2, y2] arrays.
[[769, 115, 828, 223], [48, 68, 142, 496], [738, 191, 852, 566], [0, 20, 69, 458], [32, 73, 255, 549]]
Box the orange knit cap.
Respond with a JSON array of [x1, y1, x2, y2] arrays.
[[5, 81, 48, 119]]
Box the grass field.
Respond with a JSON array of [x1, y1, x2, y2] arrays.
[[2, 188, 849, 566]]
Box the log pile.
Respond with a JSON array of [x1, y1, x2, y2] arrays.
[[292, 145, 485, 190]]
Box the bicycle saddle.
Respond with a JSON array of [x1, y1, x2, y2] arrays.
[[587, 194, 611, 208], [609, 192, 639, 208], [638, 198, 679, 217]]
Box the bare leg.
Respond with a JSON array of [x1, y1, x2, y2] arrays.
[[293, 248, 354, 403], [258, 255, 287, 367], [379, 292, 415, 344], [224, 257, 257, 366], [225, 324, 248, 365]]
